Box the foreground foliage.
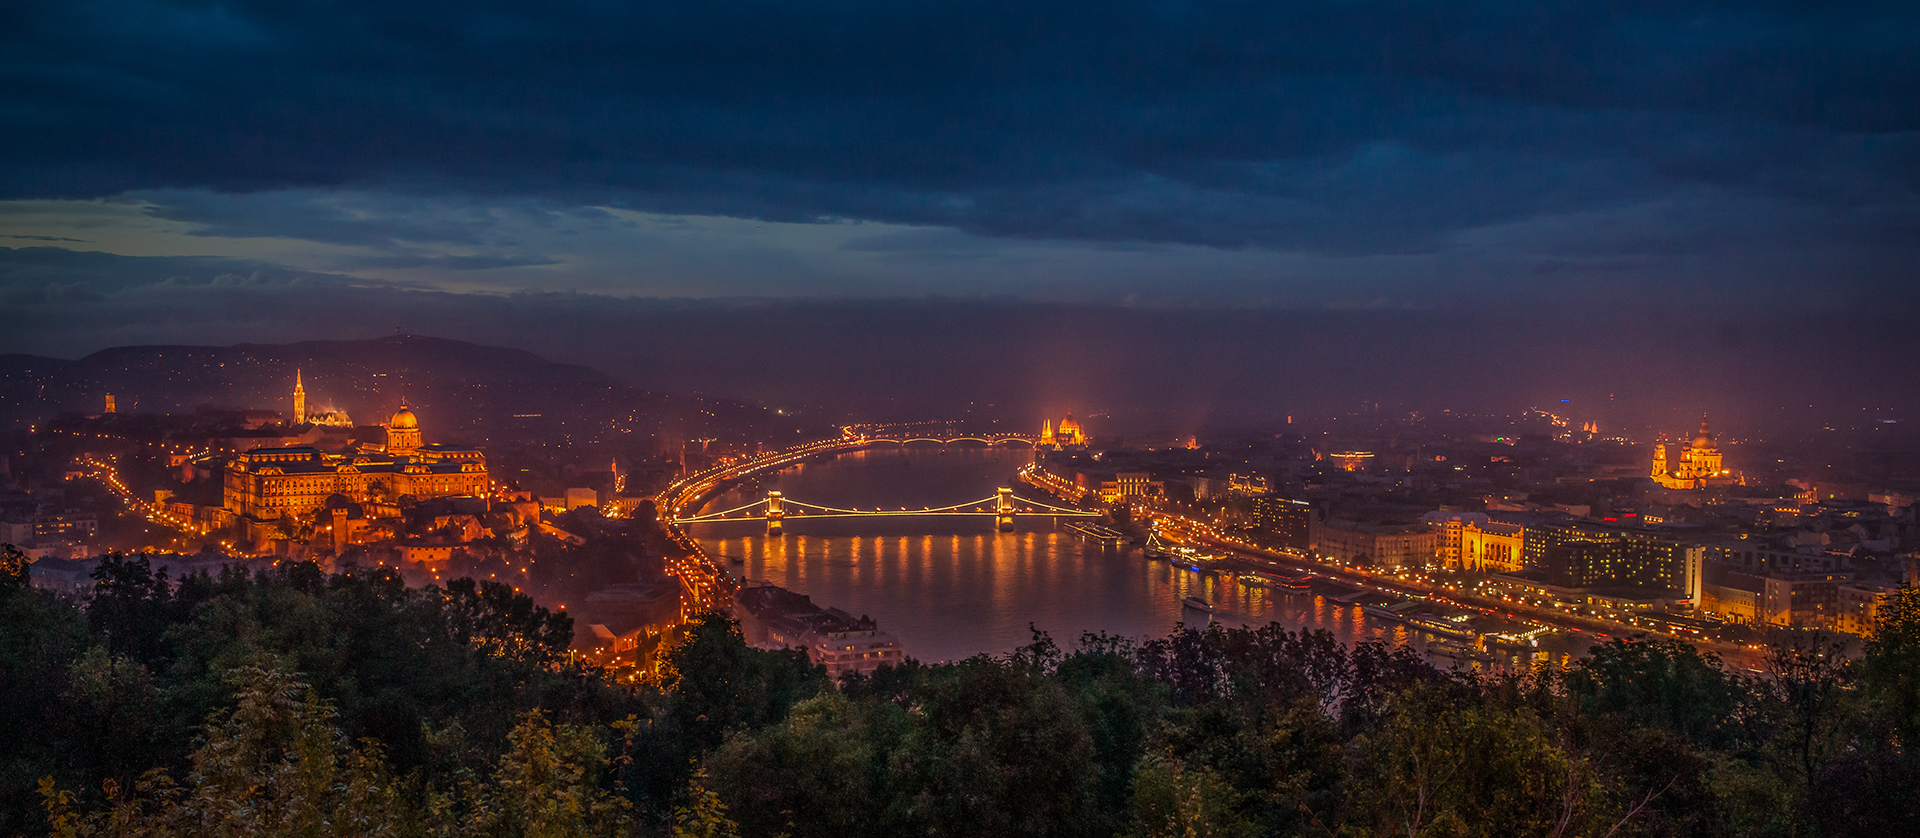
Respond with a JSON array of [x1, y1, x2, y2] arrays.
[[5, 547, 1918, 836], [42, 666, 634, 838]]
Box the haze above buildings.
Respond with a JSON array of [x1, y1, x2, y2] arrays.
[[4, 2, 1918, 429]]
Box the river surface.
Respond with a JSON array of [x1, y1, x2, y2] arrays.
[[691, 446, 1588, 666]]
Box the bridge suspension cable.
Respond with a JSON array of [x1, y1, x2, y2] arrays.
[[681, 498, 771, 520], [782, 496, 999, 515], [674, 490, 1097, 523], [1013, 496, 1099, 515]]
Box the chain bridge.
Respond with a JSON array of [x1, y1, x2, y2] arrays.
[[675, 486, 1097, 533], [650, 426, 1066, 617]]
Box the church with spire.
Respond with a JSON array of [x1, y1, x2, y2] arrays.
[[290, 369, 354, 427], [293, 369, 306, 422], [1651, 416, 1738, 489]]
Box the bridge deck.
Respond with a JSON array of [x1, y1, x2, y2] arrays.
[[679, 510, 1098, 522]]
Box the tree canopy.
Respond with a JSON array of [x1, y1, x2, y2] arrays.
[[6, 560, 1917, 837]]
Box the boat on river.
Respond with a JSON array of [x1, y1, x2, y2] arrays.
[[1359, 597, 1423, 623], [1181, 596, 1214, 612], [1483, 623, 1552, 649], [1323, 582, 1370, 603], [1407, 613, 1479, 640], [1065, 521, 1125, 546], [1246, 568, 1315, 591], [1170, 556, 1217, 574], [1429, 639, 1494, 663]]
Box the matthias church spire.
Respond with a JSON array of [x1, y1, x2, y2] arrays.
[[293, 369, 306, 423]]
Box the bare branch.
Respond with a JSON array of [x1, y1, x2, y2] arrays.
[[1600, 774, 1681, 838]]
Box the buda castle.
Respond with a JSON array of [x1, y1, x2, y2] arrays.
[[224, 375, 489, 524]]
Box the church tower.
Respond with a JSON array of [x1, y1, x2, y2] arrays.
[[293, 369, 307, 424]]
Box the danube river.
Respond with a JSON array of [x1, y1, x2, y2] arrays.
[[690, 446, 1582, 665]]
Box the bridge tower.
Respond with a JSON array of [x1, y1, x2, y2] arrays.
[[995, 487, 1016, 531], [766, 490, 784, 535]]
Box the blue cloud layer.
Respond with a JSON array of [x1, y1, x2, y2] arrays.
[[4, 0, 1916, 267]]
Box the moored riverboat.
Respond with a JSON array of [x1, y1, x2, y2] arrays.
[[1429, 638, 1494, 663], [1359, 596, 1423, 623], [1170, 556, 1215, 573], [1249, 568, 1314, 591], [1407, 613, 1479, 640]]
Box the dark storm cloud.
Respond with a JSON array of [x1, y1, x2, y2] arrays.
[[4, 1, 1918, 259], [0, 245, 407, 300], [343, 253, 562, 271], [135, 190, 497, 248], [130, 189, 613, 251]]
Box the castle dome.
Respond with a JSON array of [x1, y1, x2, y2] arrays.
[[389, 407, 419, 430]]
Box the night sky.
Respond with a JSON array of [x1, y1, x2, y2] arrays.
[[3, 1, 1917, 426]]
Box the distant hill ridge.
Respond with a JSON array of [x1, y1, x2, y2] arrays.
[[0, 334, 791, 449]]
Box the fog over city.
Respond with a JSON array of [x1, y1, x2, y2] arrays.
[[5, 1, 1918, 434]]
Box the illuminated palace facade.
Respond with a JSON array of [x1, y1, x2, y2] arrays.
[[1651, 416, 1736, 489], [225, 399, 489, 522]]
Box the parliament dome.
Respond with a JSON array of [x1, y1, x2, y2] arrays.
[[389, 407, 419, 430], [1055, 413, 1086, 446]]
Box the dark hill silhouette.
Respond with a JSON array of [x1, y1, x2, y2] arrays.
[[0, 334, 808, 450]]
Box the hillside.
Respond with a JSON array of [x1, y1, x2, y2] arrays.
[[0, 334, 814, 452]]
